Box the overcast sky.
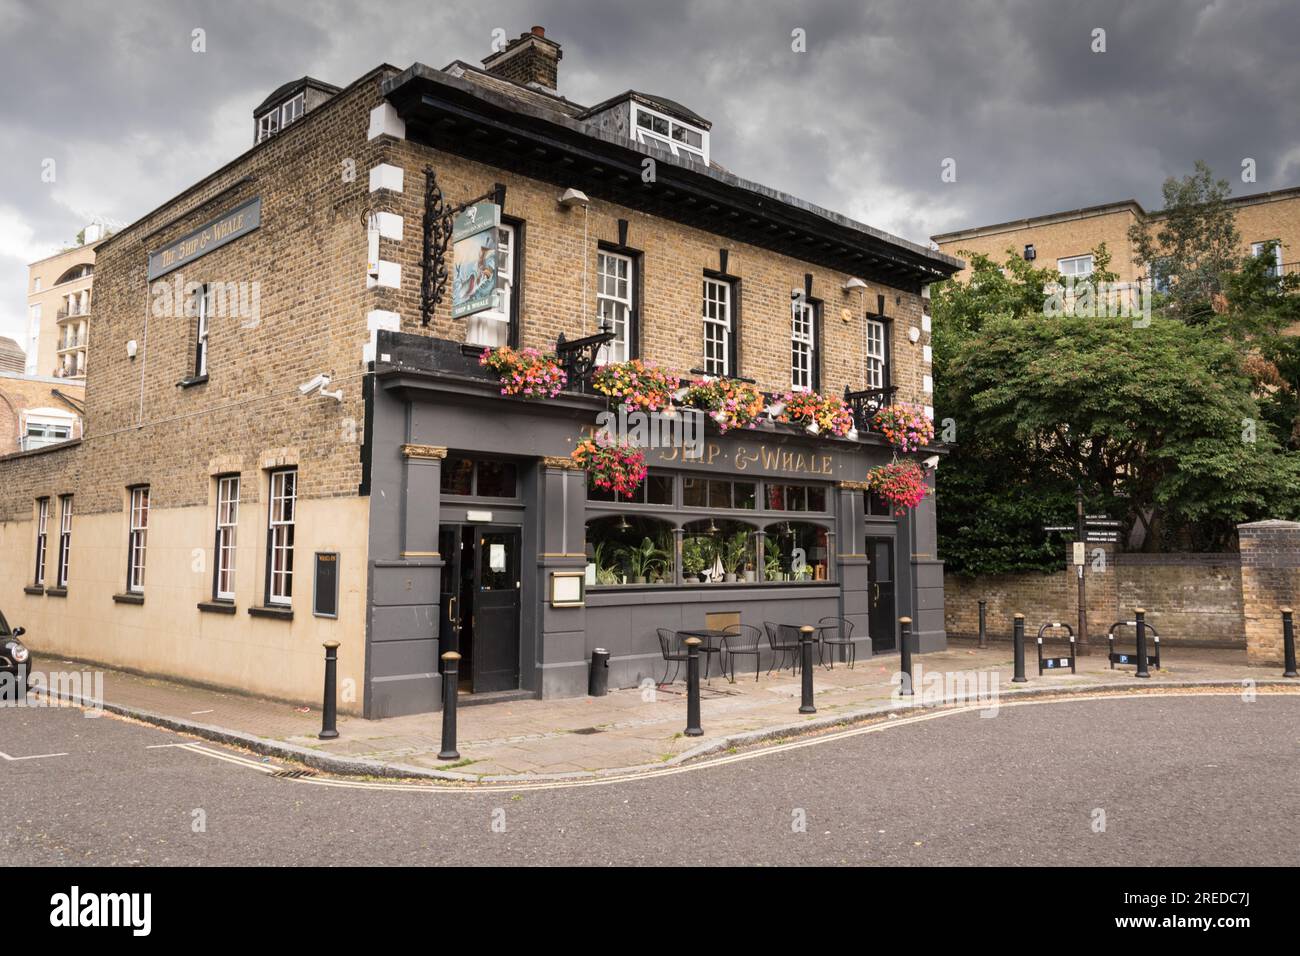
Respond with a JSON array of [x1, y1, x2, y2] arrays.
[[2, 0, 1297, 348]]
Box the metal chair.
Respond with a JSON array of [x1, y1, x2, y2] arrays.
[[764, 621, 801, 675], [656, 628, 690, 686], [817, 616, 856, 669], [721, 624, 764, 683]]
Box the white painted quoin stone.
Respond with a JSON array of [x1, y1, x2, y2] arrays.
[[368, 163, 404, 193], [367, 102, 406, 140], [362, 309, 401, 364]]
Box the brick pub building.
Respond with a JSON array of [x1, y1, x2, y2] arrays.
[[0, 28, 960, 717]]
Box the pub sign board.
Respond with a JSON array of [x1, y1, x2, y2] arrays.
[[451, 202, 501, 319], [148, 197, 262, 280]]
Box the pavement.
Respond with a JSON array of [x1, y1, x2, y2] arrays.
[[2, 692, 1297, 865], [22, 639, 1297, 783]]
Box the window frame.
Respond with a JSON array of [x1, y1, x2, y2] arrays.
[[865, 316, 890, 390], [1057, 254, 1094, 279], [791, 296, 820, 392], [194, 283, 210, 377], [127, 486, 149, 594], [702, 275, 735, 377], [1251, 240, 1283, 278], [596, 246, 639, 363], [56, 494, 72, 588], [213, 475, 240, 601], [265, 469, 297, 607], [630, 103, 709, 165], [34, 497, 49, 586], [280, 92, 305, 128]]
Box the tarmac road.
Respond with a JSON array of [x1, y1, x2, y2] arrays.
[[2, 692, 1296, 866]]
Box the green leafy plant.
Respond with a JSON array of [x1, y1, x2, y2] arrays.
[[721, 530, 750, 576], [619, 536, 668, 583], [681, 536, 715, 578]]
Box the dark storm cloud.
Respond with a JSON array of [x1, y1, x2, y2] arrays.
[[2, 0, 1297, 344]]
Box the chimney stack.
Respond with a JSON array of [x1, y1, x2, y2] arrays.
[[482, 26, 562, 91]]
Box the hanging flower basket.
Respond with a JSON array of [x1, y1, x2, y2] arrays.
[[872, 403, 934, 452], [591, 360, 681, 412], [571, 436, 648, 499], [773, 390, 856, 437], [682, 377, 766, 432], [866, 459, 928, 514], [479, 346, 568, 399]]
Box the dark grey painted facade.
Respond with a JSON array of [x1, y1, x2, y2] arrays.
[[362, 332, 945, 718]]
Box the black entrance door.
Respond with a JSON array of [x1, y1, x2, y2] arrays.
[[437, 524, 521, 693], [866, 536, 897, 653]]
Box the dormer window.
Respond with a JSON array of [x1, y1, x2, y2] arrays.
[[256, 92, 306, 143], [632, 104, 707, 165]]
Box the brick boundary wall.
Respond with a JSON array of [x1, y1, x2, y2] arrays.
[[944, 544, 1246, 647], [1238, 520, 1300, 664]]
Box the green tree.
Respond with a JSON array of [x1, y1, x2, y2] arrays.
[[1129, 161, 1242, 323]]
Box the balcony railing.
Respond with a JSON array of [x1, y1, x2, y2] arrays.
[[843, 385, 899, 432], [56, 305, 90, 321]]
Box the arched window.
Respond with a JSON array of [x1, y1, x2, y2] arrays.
[[682, 518, 759, 583], [55, 264, 93, 285], [586, 514, 675, 586], [763, 521, 832, 582]]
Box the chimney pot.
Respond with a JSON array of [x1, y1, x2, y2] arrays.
[[531, 25, 545, 37]]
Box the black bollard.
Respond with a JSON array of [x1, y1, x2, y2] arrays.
[[1133, 608, 1151, 679], [799, 625, 817, 714], [318, 641, 340, 740], [899, 616, 915, 696], [1281, 608, 1297, 679], [438, 651, 461, 759], [978, 599, 988, 649], [1012, 614, 1027, 683], [684, 637, 703, 736]]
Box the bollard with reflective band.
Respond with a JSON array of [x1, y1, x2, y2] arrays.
[[438, 651, 462, 760], [684, 637, 703, 736], [1134, 608, 1151, 679], [318, 641, 340, 740], [1282, 608, 1297, 679], [1012, 614, 1027, 683], [799, 625, 816, 714], [899, 617, 914, 696], [977, 599, 988, 649]]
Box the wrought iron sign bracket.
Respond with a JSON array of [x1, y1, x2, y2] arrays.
[[420, 167, 507, 327], [555, 323, 615, 392]]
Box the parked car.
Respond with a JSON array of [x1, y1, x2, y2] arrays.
[[0, 609, 31, 700]]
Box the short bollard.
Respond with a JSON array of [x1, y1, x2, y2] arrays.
[[438, 651, 461, 760], [318, 641, 340, 740], [799, 625, 817, 714], [899, 616, 915, 696], [684, 637, 703, 736], [1281, 608, 1297, 679], [1134, 608, 1151, 679], [1012, 614, 1027, 683], [977, 599, 988, 649]]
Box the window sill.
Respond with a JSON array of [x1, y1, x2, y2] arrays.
[[198, 600, 237, 615], [177, 374, 209, 389], [112, 592, 145, 605], [689, 369, 755, 384], [248, 605, 293, 621], [23, 585, 45, 596], [45, 587, 68, 598]]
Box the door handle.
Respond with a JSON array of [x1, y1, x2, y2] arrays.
[[448, 595, 457, 624], [873, 584, 880, 603]]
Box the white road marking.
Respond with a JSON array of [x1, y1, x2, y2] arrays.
[[0, 749, 69, 761], [145, 741, 202, 749], [171, 688, 1292, 795], [191, 710, 214, 715]]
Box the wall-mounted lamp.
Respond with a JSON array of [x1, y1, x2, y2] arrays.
[[558, 188, 589, 208], [126, 340, 138, 360], [908, 326, 921, 344], [842, 277, 868, 293]]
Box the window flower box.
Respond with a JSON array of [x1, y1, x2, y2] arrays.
[[772, 390, 855, 437], [591, 359, 681, 412], [682, 376, 766, 432], [479, 346, 567, 398]]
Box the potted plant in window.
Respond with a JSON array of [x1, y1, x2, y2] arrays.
[[682, 536, 713, 582], [764, 539, 784, 581], [620, 537, 667, 585], [721, 530, 749, 583]]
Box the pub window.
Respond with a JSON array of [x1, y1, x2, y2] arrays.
[[866, 318, 888, 389], [266, 469, 296, 606], [587, 469, 673, 505], [764, 521, 831, 582], [214, 476, 239, 601], [683, 477, 756, 510], [764, 483, 828, 512], [865, 489, 894, 517], [681, 519, 758, 583], [34, 497, 49, 586], [702, 277, 733, 377], [127, 486, 149, 593], [791, 298, 817, 391], [56, 495, 72, 588], [193, 283, 210, 377], [596, 250, 634, 364], [440, 456, 519, 498], [585, 514, 675, 586]]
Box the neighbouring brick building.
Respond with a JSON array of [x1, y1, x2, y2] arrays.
[[0, 27, 961, 717], [932, 185, 1300, 295]]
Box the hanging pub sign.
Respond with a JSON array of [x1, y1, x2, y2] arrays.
[[450, 201, 501, 319], [147, 197, 261, 280]]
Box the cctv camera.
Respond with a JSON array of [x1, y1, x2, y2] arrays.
[[923, 454, 940, 470], [298, 374, 331, 396]]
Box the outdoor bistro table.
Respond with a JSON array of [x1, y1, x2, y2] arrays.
[[676, 629, 730, 681]]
